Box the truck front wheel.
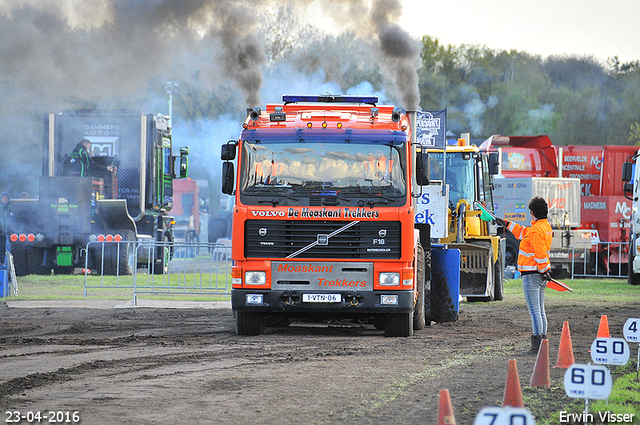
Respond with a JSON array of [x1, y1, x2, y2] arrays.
[[413, 243, 426, 331], [235, 311, 265, 336]]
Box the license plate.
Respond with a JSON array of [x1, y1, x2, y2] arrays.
[[302, 293, 341, 303]]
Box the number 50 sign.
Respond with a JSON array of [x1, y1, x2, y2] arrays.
[[564, 364, 612, 399], [590, 337, 630, 365]]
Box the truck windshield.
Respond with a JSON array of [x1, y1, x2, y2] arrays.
[[240, 140, 406, 199], [429, 151, 475, 207]]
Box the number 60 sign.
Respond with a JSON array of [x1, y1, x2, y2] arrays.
[[564, 364, 612, 400]]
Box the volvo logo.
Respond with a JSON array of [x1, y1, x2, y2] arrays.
[[378, 229, 387, 238], [317, 234, 329, 245], [259, 228, 267, 237]]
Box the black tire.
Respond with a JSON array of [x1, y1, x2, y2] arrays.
[[153, 234, 171, 275], [628, 243, 640, 285], [89, 244, 107, 274], [384, 313, 413, 337], [103, 230, 136, 276], [504, 233, 519, 268], [494, 242, 505, 301], [235, 311, 265, 335], [11, 244, 28, 276], [413, 244, 426, 331], [26, 247, 52, 275]]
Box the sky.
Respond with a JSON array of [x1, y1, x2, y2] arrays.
[[395, 0, 640, 64]]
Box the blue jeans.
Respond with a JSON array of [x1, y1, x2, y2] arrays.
[[522, 273, 547, 335]]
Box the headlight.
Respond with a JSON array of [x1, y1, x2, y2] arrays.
[[379, 272, 400, 286], [245, 271, 267, 285]]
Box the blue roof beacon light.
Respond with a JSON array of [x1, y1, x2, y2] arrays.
[[282, 95, 378, 105]]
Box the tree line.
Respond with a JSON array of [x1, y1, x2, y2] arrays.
[[172, 7, 640, 146]]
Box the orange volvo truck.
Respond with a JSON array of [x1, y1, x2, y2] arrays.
[[220, 95, 456, 336]]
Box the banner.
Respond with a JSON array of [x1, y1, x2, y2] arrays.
[[415, 110, 446, 149]]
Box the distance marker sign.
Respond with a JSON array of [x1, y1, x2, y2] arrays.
[[473, 407, 536, 425], [590, 337, 630, 365], [564, 364, 612, 400], [623, 318, 640, 342]]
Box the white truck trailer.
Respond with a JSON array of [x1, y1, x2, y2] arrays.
[[492, 176, 594, 276]]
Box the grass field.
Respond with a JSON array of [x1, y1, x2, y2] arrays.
[[8, 272, 232, 301]]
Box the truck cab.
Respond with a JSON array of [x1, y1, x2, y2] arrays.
[[10, 110, 189, 276], [221, 95, 441, 336]]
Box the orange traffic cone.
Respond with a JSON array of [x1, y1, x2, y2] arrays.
[[530, 339, 551, 388], [554, 321, 575, 369], [502, 359, 524, 408], [437, 389, 456, 425], [596, 315, 610, 338]]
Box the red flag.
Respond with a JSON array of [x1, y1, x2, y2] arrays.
[[547, 277, 573, 292]]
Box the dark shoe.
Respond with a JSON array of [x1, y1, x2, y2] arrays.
[[522, 334, 543, 355]]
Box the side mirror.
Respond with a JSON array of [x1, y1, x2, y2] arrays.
[[622, 161, 633, 182], [488, 152, 499, 175], [222, 162, 235, 195], [180, 146, 189, 156], [416, 151, 430, 186], [179, 156, 188, 179], [221, 141, 237, 160]]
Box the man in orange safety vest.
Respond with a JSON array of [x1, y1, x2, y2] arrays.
[[496, 197, 553, 355]]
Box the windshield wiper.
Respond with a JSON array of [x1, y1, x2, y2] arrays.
[[257, 193, 299, 206], [365, 193, 402, 206]]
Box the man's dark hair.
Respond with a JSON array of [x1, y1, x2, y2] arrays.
[[529, 196, 548, 219]]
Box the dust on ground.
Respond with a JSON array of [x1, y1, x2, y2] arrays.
[[0, 296, 637, 424]]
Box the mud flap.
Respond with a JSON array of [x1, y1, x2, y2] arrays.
[[430, 245, 460, 322]]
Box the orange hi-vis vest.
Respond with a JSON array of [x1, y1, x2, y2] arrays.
[[506, 218, 553, 273]]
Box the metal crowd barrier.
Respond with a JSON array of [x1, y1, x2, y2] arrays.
[[571, 240, 627, 279], [83, 240, 232, 302], [0, 252, 18, 297]]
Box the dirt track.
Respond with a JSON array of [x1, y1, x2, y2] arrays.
[[0, 296, 637, 425]]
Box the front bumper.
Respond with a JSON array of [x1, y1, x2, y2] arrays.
[[232, 289, 413, 314]]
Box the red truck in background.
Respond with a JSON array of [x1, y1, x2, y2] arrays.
[[480, 135, 636, 275], [172, 179, 200, 243]]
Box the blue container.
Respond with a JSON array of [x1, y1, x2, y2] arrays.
[[0, 267, 8, 298], [430, 245, 460, 322]]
